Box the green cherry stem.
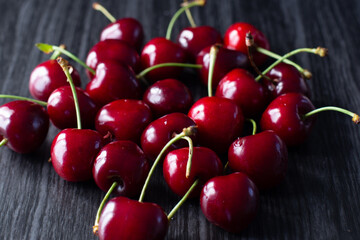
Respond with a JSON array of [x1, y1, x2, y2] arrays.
[[0, 95, 47, 106], [183, 136, 194, 178], [184, 0, 197, 27], [303, 106, 360, 124], [246, 118, 257, 135], [50, 44, 66, 60], [92, 2, 116, 23], [167, 179, 199, 220], [136, 62, 202, 79], [207, 45, 219, 97], [57, 57, 82, 129], [93, 182, 118, 235], [36, 43, 96, 76], [0, 138, 8, 147]]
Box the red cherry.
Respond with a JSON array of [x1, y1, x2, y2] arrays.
[[29, 59, 81, 101], [200, 172, 259, 233], [95, 99, 152, 143], [224, 22, 270, 66], [51, 129, 105, 182], [163, 146, 223, 197], [143, 78, 192, 117], [228, 130, 288, 189], [98, 196, 168, 240], [260, 93, 316, 146], [0, 100, 49, 153], [215, 68, 268, 117]]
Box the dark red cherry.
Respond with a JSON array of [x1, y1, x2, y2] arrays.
[[215, 68, 268, 117], [29, 59, 81, 101], [196, 45, 249, 89], [177, 26, 222, 62], [228, 130, 288, 190], [98, 196, 168, 240], [141, 112, 197, 161], [95, 99, 152, 143], [140, 37, 186, 82], [51, 129, 105, 182], [47, 86, 100, 129], [0, 100, 49, 153], [93, 140, 149, 197], [85, 60, 142, 106], [86, 39, 140, 79], [143, 78, 192, 117], [200, 172, 259, 233], [224, 22, 270, 66], [260, 93, 316, 146], [188, 96, 244, 154], [163, 147, 223, 197], [100, 18, 144, 52]]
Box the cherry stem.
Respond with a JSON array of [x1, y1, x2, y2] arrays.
[[92, 2, 116, 23], [207, 45, 219, 97], [303, 106, 360, 124], [0, 138, 8, 147], [184, 0, 197, 27], [138, 125, 197, 203], [36, 43, 96, 75], [57, 57, 82, 129], [50, 44, 66, 60], [183, 136, 194, 178], [167, 179, 199, 220], [246, 118, 257, 135], [246, 33, 270, 82], [255, 47, 328, 82], [93, 182, 118, 235], [0, 95, 47, 106], [166, 0, 205, 40], [223, 161, 229, 173], [136, 62, 202, 79]]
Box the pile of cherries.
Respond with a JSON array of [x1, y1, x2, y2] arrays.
[[1, 1, 359, 239]]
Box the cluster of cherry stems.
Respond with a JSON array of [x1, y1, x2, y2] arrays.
[[1, 1, 359, 239]]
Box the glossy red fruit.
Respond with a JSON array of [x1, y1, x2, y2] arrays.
[[163, 147, 223, 197], [85, 60, 142, 106], [143, 78, 192, 117], [47, 86, 100, 129], [100, 18, 144, 51], [140, 37, 186, 82], [0, 100, 49, 153], [200, 172, 259, 233], [51, 129, 105, 182], [224, 22, 270, 66], [29, 59, 81, 101], [98, 196, 168, 240], [177, 26, 222, 62], [86, 39, 140, 79], [95, 99, 152, 143], [188, 96, 244, 154], [93, 140, 149, 197], [260, 93, 316, 146], [215, 68, 268, 117], [196, 45, 249, 89], [141, 112, 197, 161], [228, 130, 288, 189]]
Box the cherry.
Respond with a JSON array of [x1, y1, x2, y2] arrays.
[[143, 78, 193, 117], [200, 172, 259, 233], [95, 99, 152, 142], [0, 100, 49, 153]]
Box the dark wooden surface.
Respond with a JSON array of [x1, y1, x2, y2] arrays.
[[1, 0, 360, 239]]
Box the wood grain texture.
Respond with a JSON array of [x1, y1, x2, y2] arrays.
[[0, 0, 359, 239]]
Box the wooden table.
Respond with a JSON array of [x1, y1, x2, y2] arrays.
[[1, 0, 359, 239]]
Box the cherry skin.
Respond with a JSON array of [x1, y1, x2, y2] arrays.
[[196, 45, 249, 89], [98, 196, 168, 240], [93, 140, 149, 197], [200, 172, 259, 233], [47, 86, 100, 129], [224, 22, 270, 66], [228, 130, 288, 190], [29, 59, 81, 101], [51, 129, 105, 182], [0, 100, 49, 153], [141, 112, 197, 161], [143, 78, 193, 117], [140, 37, 187, 82], [177, 26, 222, 62], [100, 18, 144, 52], [260, 93, 316, 146], [215, 68, 268, 118], [188, 96, 244, 154], [163, 146, 223, 197], [95, 99, 152, 143]]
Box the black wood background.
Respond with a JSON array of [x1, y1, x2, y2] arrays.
[[1, 0, 360, 239]]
